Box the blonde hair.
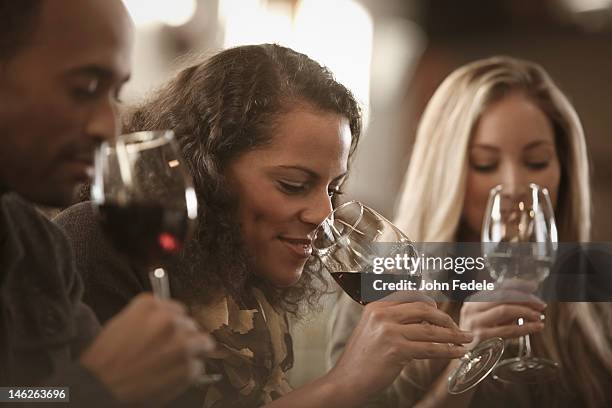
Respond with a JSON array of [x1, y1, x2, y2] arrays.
[[394, 56, 590, 242], [393, 56, 612, 407]]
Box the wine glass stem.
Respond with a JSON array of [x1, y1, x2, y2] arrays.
[[149, 267, 171, 299], [517, 318, 533, 359], [148, 267, 222, 384]]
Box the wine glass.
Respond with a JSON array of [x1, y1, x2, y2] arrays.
[[91, 130, 198, 277], [482, 183, 559, 384], [92, 130, 221, 384], [312, 201, 504, 394]]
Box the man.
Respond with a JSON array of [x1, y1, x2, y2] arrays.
[[0, 0, 214, 406]]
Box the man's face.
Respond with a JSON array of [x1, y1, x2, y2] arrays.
[[0, 0, 133, 206]]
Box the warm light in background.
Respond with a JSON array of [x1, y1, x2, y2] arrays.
[[220, 0, 294, 45], [219, 0, 374, 124], [561, 0, 612, 12], [122, 0, 197, 27]]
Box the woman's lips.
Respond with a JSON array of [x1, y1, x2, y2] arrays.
[[279, 237, 313, 259]]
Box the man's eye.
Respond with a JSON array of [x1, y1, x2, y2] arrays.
[[71, 78, 100, 100], [279, 181, 306, 194], [72, 89, 95, 100]]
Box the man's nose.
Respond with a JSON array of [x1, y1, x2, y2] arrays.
[[85, 98, 118, 143]]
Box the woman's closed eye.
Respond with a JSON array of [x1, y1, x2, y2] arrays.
[[278, 180, 307, 194], [278, 180, 344, 198], [471, 162, 498, 172], [523, 146, 554, 171], [525, 160, 550, 170]]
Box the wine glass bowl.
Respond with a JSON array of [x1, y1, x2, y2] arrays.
[[312, 201, 420, 305], [91, 130, 198, 272], [313, 201, 504, 394]]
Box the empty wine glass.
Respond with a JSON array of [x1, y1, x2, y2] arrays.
[[482, 183, 559, 384], [312, 201, 504, 394]]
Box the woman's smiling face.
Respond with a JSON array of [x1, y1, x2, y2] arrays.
[[225, 104, 352, 287]]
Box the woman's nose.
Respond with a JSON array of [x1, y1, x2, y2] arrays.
[[500, 165, 529, 199], [300, 191, 333, 227]]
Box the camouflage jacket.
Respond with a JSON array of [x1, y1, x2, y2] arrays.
[[192, 288, 293, 407]]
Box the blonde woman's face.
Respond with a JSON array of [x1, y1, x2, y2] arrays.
[[461, 92, 561, 241]]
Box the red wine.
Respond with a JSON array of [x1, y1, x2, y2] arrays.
[[97, 203, 189, 269], [332, 272, 367, 305], [331, 272, 422, 305]]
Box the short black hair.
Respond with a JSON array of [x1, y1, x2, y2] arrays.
[[0, 0, 43, 60]]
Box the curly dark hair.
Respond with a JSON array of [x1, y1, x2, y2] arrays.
[[123, 44, 362, 314], [0, 0, 42, 60]]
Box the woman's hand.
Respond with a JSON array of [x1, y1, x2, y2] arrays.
[[459, 280, 546, 348], [327, 294, 473, 402]]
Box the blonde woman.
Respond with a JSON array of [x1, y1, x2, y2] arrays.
[[329, 56, 612, 407]]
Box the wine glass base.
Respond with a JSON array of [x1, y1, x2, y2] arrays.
[[448, 337, 505, 394], [492, 356, 558, 384]]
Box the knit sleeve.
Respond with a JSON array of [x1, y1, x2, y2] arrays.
[[54, 202, 149, 324]]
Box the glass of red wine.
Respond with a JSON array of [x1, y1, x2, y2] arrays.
[[91, 130, 197, 276], [312, 201, 420, 304], [312, 201, 504, 395], [91, 130, 221, 384]]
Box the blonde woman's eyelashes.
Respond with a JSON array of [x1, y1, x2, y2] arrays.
[[525, 161, 550, 170]]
